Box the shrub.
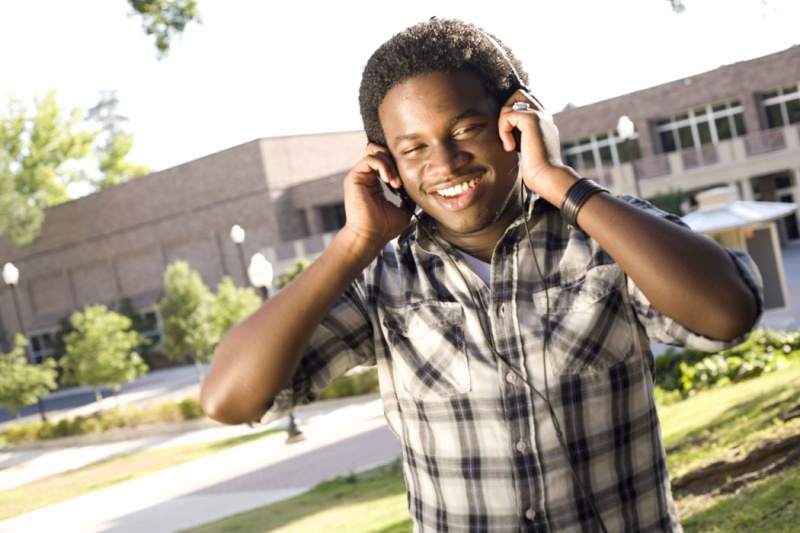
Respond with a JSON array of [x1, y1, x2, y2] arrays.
[[0, 395, 208, 444], [655, 327, 800, 399], [156, 401, 182, 423], [3, 422, 41, 444], [317, 367, 379, 401], [178, 397, 204, 419]]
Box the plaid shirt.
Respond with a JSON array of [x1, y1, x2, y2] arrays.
[[267, 195, 762, 532]]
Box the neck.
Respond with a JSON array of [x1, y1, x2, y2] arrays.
[[438, 183, 523, 264]]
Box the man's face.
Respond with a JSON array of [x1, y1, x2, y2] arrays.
[[378, 70, 521, 242]]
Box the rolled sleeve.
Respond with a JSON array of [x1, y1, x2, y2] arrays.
[[252, 281, 377, 426], [633, 247, 764, 353]]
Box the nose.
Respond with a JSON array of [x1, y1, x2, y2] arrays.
[[425, 141, 468, 179]]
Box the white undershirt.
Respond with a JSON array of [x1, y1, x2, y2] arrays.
[[458, 251, 491, 285]]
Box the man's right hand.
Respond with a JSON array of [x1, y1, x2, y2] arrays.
[[340, 143, 412, 261]]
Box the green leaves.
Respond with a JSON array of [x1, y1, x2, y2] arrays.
[[127, 0, 202, 59], [157, 262, 262, 382], [158, 261, 217, 364], [657, 328, 800, 398], [0, 335, 58, 416], [59, 305, 149, 392], [211, 276, 261, 338], [0, 91, 150, 246]]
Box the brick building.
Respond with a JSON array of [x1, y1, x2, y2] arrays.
[[1, 45, 799, 361], [0, 131, 367, 360], [556, 43, 800, 246]]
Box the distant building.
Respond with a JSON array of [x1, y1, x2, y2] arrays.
[[0, 131, 367, 361], [2, 45, 799, 361], [556, 44, 800, 244]]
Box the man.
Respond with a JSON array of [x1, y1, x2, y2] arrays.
[[202, 19, 762, 532]]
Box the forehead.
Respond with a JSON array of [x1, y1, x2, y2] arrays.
[[378, 71, 497, 141]]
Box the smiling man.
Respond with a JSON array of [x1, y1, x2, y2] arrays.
[[202, 19, 762, 532]]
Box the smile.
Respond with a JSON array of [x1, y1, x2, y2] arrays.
[[436, 178, 480, 197]]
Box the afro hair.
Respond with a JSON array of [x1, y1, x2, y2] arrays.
[[358, 18, 530, 145]]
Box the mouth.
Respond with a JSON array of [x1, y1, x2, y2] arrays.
[[429, 173, 485, 210], [435, 177, 481, 198]]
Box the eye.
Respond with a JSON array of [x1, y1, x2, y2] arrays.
[[453, 123, 485, 139], [401, 144, 425, 156]]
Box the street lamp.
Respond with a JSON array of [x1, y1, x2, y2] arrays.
[[247, 253, 274, 301], [246, 253, 305, 444], [616, 115, 642, 198], [229, 224, 249, 287], [3, 262, 47, 421]]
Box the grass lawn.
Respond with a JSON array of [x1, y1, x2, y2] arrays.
[[680, 462, 800, 532], [181, 461, 412, 533], [658, 363, 800, 479], [0, 430, 276, 521]]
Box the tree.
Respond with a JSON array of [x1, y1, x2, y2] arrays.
[[0, 91, 150, 246], [274, 259, 310, 290], [666, 0, 686, 13], [60, 305, 149, 409], [211, 276, 261, 339], [50, 314, 76, 362], [158, 261, 217, 382], [86, 92, 151, 189], [0, 92, 94, 245], [127, 0, 202, 59], [0, 335, 58, 421], [650, 188, 688, 216]]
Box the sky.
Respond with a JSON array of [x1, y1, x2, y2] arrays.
[[1, 0, 799, 174]]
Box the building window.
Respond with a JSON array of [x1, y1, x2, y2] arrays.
[[139, 310, 162, 348], [655, 100, 746, 154], [762, 84, 800, 128], [28, 331, 55, 364], [318, 203, 346, 232], [562, 129, 639, 181]]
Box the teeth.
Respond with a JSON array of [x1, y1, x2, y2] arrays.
[[436, 178, 478, 197]]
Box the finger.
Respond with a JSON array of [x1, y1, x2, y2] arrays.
[[364, 146, 402, 189], [498, 105, 527, 152], [355, 152, 400, 190]]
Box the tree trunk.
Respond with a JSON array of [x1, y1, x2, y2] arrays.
[[193, 355, 204, 383], [94, 386, 104, 412]]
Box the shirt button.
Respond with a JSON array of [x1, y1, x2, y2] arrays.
[[499, 304, 505, 316], [525, 508, 537, 520], [515, 440, 527, 453], [505, 372, 516, 383]]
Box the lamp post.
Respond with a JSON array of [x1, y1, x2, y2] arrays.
[[246, 253, 305, 444], [616, 115, 642, 198], [247, 253, 273, 302], [229, 224, 249, 287], [3, 262, 47, 421]]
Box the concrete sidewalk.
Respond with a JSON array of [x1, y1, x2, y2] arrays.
[[0, 394, 400, 533]]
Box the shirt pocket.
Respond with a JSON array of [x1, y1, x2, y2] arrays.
[[382, 301, 471, 400], [532, 266, 637, 375]]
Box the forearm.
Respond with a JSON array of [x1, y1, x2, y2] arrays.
[[201, 228, 380, 425], [577, 192, 759, 341], [532, 168, 758, 341]]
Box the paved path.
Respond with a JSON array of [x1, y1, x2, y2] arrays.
[[0, 395, 400, 533]]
